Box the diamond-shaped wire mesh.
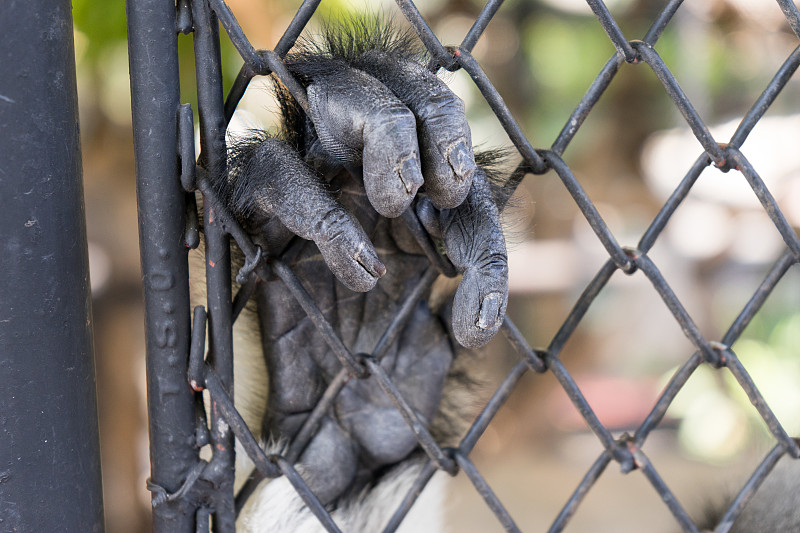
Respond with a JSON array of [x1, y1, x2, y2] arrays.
[[134, 0, 800, 531]]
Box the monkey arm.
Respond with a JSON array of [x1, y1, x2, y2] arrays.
[[216, 18, 511, 530]]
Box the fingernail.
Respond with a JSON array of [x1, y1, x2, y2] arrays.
[[476, 292, 502, 330], [354, 242, 386, 279], [447, 140, 477, 183], [398, 156, 424, 196]]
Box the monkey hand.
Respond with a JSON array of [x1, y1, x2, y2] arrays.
[[216, 20, 509, 528], [223, 23, 509, 349]]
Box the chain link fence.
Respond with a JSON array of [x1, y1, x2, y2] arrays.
[[127, 0, 800, 531]]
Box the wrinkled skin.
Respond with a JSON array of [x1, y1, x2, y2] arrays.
[[214, 20, 509, 526]]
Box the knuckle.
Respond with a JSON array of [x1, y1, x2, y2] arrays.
[[481, 252, 509, 274], [313, 207, 355, 245]]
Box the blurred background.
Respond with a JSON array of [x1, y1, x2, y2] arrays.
[[73, 0, 800, 531]]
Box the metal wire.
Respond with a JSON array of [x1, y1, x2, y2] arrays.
[[128, 0, 800, 531]]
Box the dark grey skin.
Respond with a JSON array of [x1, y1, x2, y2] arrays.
[[215, 21, 508, 510]]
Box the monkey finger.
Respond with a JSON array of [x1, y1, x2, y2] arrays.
[[439, 172, 508, 348], [226, 138, 385, 292], [451, 266, 508, 348], [355, 52, 476, 210], [311, 207, 387, 292], [305, 67, 424, 218]]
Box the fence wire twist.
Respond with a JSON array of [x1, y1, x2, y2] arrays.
[[132, 0, 800, 531]]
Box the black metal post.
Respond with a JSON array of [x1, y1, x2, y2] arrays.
[[0, 1, 104, 531], [126, 0, 197, 531]]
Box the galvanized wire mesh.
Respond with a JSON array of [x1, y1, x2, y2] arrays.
[[133, 0, 800, 531]]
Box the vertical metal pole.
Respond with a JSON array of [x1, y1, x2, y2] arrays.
[[192, 0, 236, 528], [0, 1, 104, 531], [126, 0, 197, 531]]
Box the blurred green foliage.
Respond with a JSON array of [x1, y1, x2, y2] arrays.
[[73, 0, 129, 66], [72, 0, 243, 122]]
